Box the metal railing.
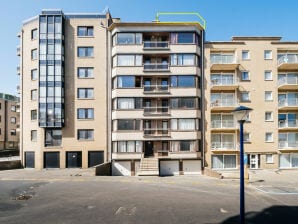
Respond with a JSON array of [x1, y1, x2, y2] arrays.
[[210, 55, 236, 64], [211, 142, 236, 150], [211, 99, 237, 108], [278, 141, 298, 148], [143, 63, 169, 71], [143, 41, 169, 49], [278, 119, 298, 128], [278, 54, 298, 66], [278, 77, 298, 86], [16, 46, 21, 56], [144, 106, 169, 114], [144, 128, 170, 137], [211, 77, 239, 86], [17, 66, 20, 75], [143, 85, 169, 93], [278, 99, 298, 107], [211, 120, 235, 128]]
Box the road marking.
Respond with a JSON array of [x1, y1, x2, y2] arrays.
[[115, 206, 137, 216], [255, 186, 298, 195], [220, 208, 229, 213]]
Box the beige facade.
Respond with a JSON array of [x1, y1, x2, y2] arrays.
[[19, 10, 110, 169], [0, 93, 19, 151], [204, 37, 298, 172]]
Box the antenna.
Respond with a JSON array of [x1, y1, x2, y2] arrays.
[[102, 6, 109, 14]]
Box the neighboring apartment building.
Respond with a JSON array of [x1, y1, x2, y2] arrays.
[[19, 10, 110, 169], [109, 22, 204, 175], [0, 93, 19, 151], [205, 37, 298, 172]]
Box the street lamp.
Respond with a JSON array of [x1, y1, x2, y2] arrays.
[[233, 105, 253, 224]]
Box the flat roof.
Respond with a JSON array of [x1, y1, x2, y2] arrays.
[[232, 36, 282, 41]]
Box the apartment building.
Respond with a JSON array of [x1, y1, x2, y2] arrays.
[[19, 10, 110, 169], [205, 37, 298, 173], [109, 22, 204, 175], [0, 93, 19, 152]]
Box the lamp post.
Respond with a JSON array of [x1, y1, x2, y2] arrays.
[[233, 105, 253, 224]]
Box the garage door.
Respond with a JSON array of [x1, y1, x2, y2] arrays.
[[66, 152, 82, 168], [88, 151, 104, 167], [112, 161, 131, 176], [183, 160, 201, 175], [44, 152, 60, 168], [160, 160, 179, 176]]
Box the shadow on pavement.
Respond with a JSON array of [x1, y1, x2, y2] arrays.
[[220, 205, 298, 224]]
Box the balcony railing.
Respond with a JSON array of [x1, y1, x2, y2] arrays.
[[143, 63, 169, 71], [16, 46, 21, 56], [211, 142, 236, 150], [278, 141, 298, 148], [278, 77, 298, 86], [211, 120, 235, 129], [144, 106, 169, 115], [278, 54, 298, 66], [210, 55, 236, 64], [144, 128, 170, 137], [211, 77, 239, 86], [143, 41, 169, 49], [211, 99, 237, 108], [143, 85, 169, 93], [278, 99, 298, 108], [279, 119, 298, 128], [17, 66, 20, 75]]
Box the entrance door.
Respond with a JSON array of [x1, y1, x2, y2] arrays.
[[144, 141, 154, 157], [250, 154, 259, 169]]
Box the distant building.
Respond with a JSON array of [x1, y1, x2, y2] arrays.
[[0, 93, 20, 152]]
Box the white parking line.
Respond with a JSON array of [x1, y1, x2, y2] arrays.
[[254, 186, 298, 195]]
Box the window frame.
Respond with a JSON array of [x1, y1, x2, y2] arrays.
[[31, 89, 38, 101], [265, 111, 273, 121], [265, 91, 273, 101], [240, 91, 250, 102], [31, 110, 37, 120], [241, 71, 250, 81], [31, 28, 38, 40], [77, 129, 94, 141], [31, 49, 37, 60], [265, 132, 273, 142], [77, 88, 94, 99], [77, 47, 94, 58], [77, 67, 94, 78], [77, 26, 94, 37], [264, 50, 273, 60], [31, 130, 37, 141], [264, 70, 273, 81], [266, 154, 274, 164], [242, 50, 250, 60], [77, 108, 94, 119]]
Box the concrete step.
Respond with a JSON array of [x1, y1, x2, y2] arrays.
[[138, 158, 159, 176], [138, 170, 159, 176]]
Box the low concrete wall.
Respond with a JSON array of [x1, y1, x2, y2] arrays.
[[202, 168, 222, 179], [0, 160, 22, 171], [94, 162, 111, 176]]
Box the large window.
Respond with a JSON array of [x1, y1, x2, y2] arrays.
[[115, 119, 141, 131], [77, 26, 94, 37], [171, 98, 196, 109], [78, 88, 94, 99], [170, 33, 196, 44], [115, 98, 142, 110], [170, 75, 196, 87], [113, 33, 142, 45], [113, 55, 142, 67], [78, 67, 94, 78], [116, 76, 141, 88], [171, 118, 197, 130], [279, 153, 298, 168], [78, 47, 94, 57], [45, 129, 62, 146], [77, 108, 94, 119], [171, 54, 196, 66], [78, 129, 94, 140], [31, 49, 37, 60], [113, 141, 143, 153], [212, 155, 237, 169], [171, 140, 196, 152]]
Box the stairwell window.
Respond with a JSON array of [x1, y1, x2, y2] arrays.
[[265, 112, 273, 121], [78, 129, 94, 140], [241, 71, 250, 81], [264, 50, 272, 60], [77, 88, 94, 99], [265, 132, 273, 142], [241, 91, 250, 102], [78, 67, 94, 78], [78, 47, 94, 57], [242, 50, 250, 60], [264, 71, 273, 81], [265, 91, 273, 101]]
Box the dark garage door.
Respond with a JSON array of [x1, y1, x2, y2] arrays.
[[66, 152, 82, 168], [88, 151, 104, 167], [44, 152, 60, 168], [25, 152, 35, 168]]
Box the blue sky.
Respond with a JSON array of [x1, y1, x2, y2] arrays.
[[1, 0, 298, 95]]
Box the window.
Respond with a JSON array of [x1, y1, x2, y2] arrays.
[[265, 132, 273, 142], [113, 141, 143, 153], [242, 50, 250, 60], [171, 140, 196, 152], [264, 50, 272, 59], [10, 129, 16, 136], [31, 110, 37, 120], [279, 153, 298, 168], [116, 119, 140, 131], [114, 33, 142, 45], [171, 54, 196, 66], [31, 89, 37, 100], [117, 76, 141, 88], [45, 129, 62, 146], [266, 154, 273, 163], [78, 67, 94, 78], [31, 29, 38, 40], [265, 91, 273, 101], [77, 108, 94, 119], [31, 69, 38, 80], [31, 49, 37, 60], [264, 71, 272, 81], [116, 98, 142, 110], [171, 118, 196, 130], [77, 47, 94, 57], [31, 130, 37, 141], [77, 26, 94, 37], [113, 55, 142, 67], [78, 129, 94, 140], [243, 133, 250, 142], [170, 33, 196, 44], [11, 105, 16, 111], [265, 112, 273, 121], [241, 91, 250, 102], [170, 75, 196, 87], [11, 117, 16, 124], [212, 155, 237, 169], [171, 98, 196, 109], [77, 88, 94, 99], [241, 71, 250, 81]]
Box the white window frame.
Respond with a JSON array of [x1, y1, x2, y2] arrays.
[[265, 132, 273, 142], [264, 70, 272, 81], [265, 112, 273, 121], [241, 71, 250, 81], [241, 91, 250, 102], [265, 91, 273, 101], [264, 50, 272, 60], [266, 154, 274, 163], [242, 50, 250, 60]]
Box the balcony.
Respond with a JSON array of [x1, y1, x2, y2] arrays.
[[278, 54, 298, 70], [279, 119, 298, 129], [143, 85, 169, 94], [143, 63, 169, 72], [211, 120, 236, 130], [210, 99, 238, 111], [210, 77, 239, 90], [144, 106, 170, 116], [143, 41, 169, 50], [278, 76, 298, 90], [211, 142, 237, 151], [278, 99, 298, 111], [144, 128, 170, 137], [16, 46, 21, 56], [17, 66, 20, 75], [278, 141, 298, 150], [210, 54, 239, 71]]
